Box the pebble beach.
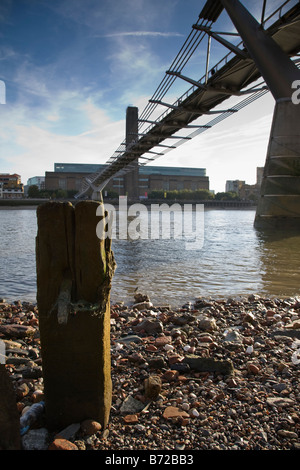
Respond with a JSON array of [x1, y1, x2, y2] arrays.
[[1, 293, 300, 451]]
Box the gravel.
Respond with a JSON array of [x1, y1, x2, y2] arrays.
[[1, 293, 300, 451]]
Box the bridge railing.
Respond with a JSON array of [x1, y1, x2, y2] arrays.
[[140, 0, 298, 137]]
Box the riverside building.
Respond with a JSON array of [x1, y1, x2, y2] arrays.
[[45, 163, 209, 198]]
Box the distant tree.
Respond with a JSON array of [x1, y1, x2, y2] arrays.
[[215, 191, 239, 201], [27, 185, 40, 198], [55, 189, 68, 199]]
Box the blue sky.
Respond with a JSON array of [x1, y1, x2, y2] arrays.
[[0, 0, 295, 192]]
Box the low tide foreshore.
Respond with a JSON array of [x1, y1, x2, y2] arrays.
[[0, 293, 299, 451]]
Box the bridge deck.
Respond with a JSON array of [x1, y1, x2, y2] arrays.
[[77, 2, 300, 198]]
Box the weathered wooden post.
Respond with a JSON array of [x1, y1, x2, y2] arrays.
[[36, 200, 115, 431]]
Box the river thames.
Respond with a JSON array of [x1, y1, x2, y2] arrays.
[[0, 206, 299, 306]]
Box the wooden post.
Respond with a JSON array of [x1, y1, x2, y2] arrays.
[[36, 201, 115, 431]]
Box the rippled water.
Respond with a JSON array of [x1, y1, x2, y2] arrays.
[[0, 207, 299, 306]]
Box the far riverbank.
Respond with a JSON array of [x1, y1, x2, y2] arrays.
[[0, 198, 256, 209]]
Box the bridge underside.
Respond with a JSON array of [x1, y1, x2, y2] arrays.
[[77, 1, 300, 230]]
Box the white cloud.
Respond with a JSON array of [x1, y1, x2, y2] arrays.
[[102, 31, 184, 38]]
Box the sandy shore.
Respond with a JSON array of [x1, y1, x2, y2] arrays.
[[0, 293, 299, 451]]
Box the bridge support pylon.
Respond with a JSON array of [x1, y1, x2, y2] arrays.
[[254, 99, 300, 229], [220, 0, 300, 229]]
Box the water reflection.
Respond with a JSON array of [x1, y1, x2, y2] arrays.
[[255, 227, 300, 298], [0, 208, 299, 305]]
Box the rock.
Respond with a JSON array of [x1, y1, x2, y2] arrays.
[[134, 293, 150, 303], [272, 329, 300, 340], [155, 335, 172, 347], [183, 355, 234, 376], [286, 320, 300, 330], [189, 408, 200, 418], [163, 406, 189, 420], [224, 330, 243, 344], [243, 312, 257, 325], [21, 366, 43, 379], [277, 430, 298, 439], [48, 438, 79, 450], [144, 375, 162, 400], [148, 356, 167, 370], [118, 335, 143, 344], [80, 419, 102, 436], [172, 314, 195, 326], [266, 397, 295, 408], [168, 354, 184, 365], [197, 315, 217, 331], [128, 352, 145, 364], [22, 428, 49, 450], [162, 370, 179, 382], [123, 414, 139, 424], [31, 390, 44, 403], [120, 395, 146, 414], [0, 324, 36, 338], [135, 424, 146, 432], [247, 363, 260, 375], [134, 318, 163, 334], [146, 344, 158, 352], [272, 383, 287, 393], [16, 382, 30, 398], [170, 363, 190, 373], [74, 439, 86, 450], [132, 301, 153, 311], [55, 423, 81, 440]]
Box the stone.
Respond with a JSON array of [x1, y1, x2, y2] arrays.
[[155, 335, 172, 347], [123, 414, 139, 424], [21, 366, 43, 379], [247, 363, 260, 375], [266, 397, 295, 408], [16, 382, 30, 398], [144, 375, 162, 400], [224, 330, 243, 344], [22, 428, 49, 450], [170, 363, 190, 373], [286, 320, 300, 329], [272, 329, 300, 340], [132, 301, 153, 311], [80, 419, 102, 436], [134, 318, 163, 334], [31, 390, 44, 403], [74, 439, 86, 450], [197, 316, 217, 331], [134, 293, 150, 303], [162, 370, 179, 382], [277, 429, 298, 439], [118, 335, 143, 344], [148, 356, 167, 370], [172, 314, 195, 326], [146, 344, 158, 352], [0, 324, 36, 339], [120, 395, 146, 414], [168, 354, 184, 365], [55, 423, 80, 440], [243, 312, 257, 325], [183, 355, 234, 376], [48, 438, 79, 450], [163, 406, 189, 420]]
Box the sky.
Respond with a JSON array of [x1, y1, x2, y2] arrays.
[[0, 0, 296, 193]]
